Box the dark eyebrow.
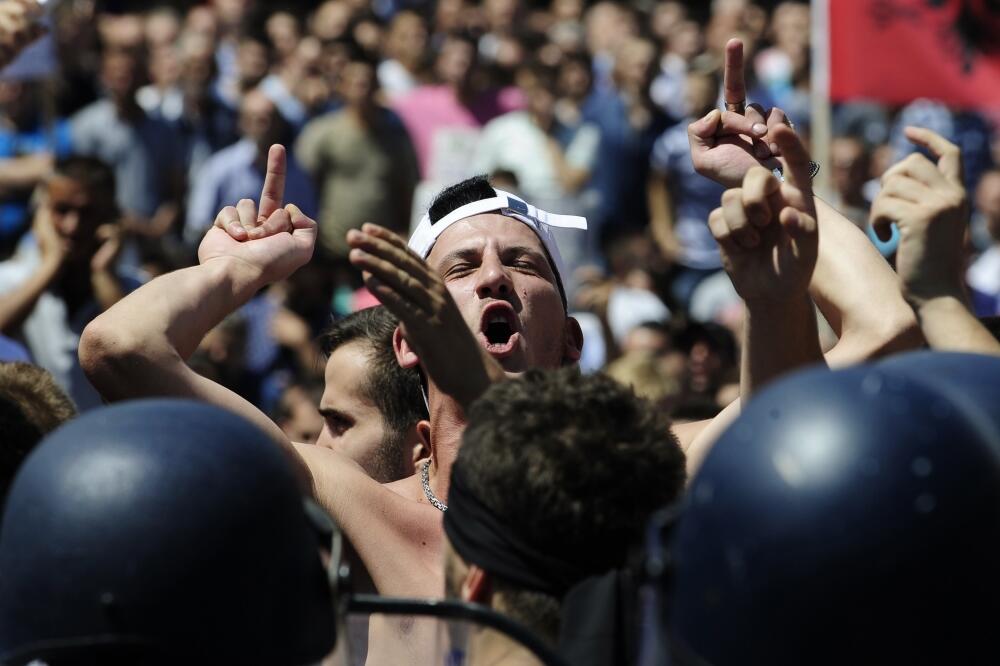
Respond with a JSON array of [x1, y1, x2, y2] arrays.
[[318, 407, 353, 424], [433, 247, 482, 272], [501, 245, 549, 264]]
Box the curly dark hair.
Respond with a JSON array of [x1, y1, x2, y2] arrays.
[[0, 363, 77, 503], [458, 367, 686, 638]]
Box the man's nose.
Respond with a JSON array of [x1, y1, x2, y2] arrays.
[[474, 256, 514, 299]]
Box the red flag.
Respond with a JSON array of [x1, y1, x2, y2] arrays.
[[829, 0, 1000, 108]]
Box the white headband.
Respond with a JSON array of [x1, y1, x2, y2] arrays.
[[408, 188, 587, 305]]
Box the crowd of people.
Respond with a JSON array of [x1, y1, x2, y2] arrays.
[[0, 0, 996, 428], [0, 0, 999, 664]]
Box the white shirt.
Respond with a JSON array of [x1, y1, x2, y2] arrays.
[[0, 241, 104, 410], [472, 111, 600, 213], [968, 246, 1000, 296]]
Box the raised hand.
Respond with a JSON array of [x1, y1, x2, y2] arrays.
[[0, 0, 45, 69], [90, 223, 122, 275], [198, 145, 316, 286], [870, 127, 968, 306], [32, 198, 69, 269], [708, 124, 819, 303], [346, 224, 504, 408], [689, 38, 784, 188]]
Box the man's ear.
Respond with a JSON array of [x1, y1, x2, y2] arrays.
[[400, 419, 431, 477], [392, 325, 420, 368], [562, 316, 584, 364], [462, 564, 492, 604], [413, 419, 431, 463]]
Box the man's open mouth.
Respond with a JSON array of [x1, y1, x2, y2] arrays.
[[478, 303, 520, 356]]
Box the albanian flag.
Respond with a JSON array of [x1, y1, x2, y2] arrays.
[[829, 0, 1000, 108]]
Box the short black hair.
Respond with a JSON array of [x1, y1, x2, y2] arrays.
[[457, 367, 686, 641], [52, 156, 118, 216], [319, 306, 427, 437], [426, 175, 571, 309], [428, 175, 496, 223]]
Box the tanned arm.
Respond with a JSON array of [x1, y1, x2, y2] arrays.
[[871, 127, 1000, 356], [80, 146, 445, 597]]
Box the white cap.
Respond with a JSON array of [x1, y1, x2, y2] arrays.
[[407, 188, 587, 306]]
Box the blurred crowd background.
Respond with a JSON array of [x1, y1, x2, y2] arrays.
[[1, 0, 998, 443]]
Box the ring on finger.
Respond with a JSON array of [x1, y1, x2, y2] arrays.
[[724, 99, 747, 114]]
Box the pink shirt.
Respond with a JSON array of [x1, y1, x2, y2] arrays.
[[392, 85, 524, 178]]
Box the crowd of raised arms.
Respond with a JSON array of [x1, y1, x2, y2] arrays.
[[0, 0, 998, 664]]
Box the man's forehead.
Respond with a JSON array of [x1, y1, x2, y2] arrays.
[[47, 177, 89, 202], [427, 213, 547, 264], [321, 342, 374, 405]]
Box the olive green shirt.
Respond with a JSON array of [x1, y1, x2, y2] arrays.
[[295, 108, 419, 257]]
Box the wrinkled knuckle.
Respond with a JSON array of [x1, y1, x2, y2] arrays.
[[726, 213, 748, 231]]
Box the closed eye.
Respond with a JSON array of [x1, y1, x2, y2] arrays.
[[444, 262, 476, 278]]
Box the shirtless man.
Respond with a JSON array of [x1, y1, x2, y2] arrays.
[[80, 38, 917, 609]]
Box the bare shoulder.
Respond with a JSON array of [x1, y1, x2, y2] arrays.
[[294, 443, 445, 596]]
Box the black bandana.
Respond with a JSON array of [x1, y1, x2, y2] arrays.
[[443, 461, 590, 598]]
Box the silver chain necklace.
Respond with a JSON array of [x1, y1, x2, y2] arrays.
[[421, 459, 448, 512]]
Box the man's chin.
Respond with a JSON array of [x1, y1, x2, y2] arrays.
[[491, 351, 528, 375]]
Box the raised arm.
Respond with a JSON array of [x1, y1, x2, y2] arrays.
[[871, 127, 1000, 355], [79, 147, 312, 445], [688, 38, 918, 366], [712, 126, 824, 398], [675, 39, 919, 466], [678, 129, 824, 472], [811, 197, 922, 365], [80, 147, 444, 595]]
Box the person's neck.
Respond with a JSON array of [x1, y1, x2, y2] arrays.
[[347, 102, 377, 127], [450, 81, 473, 106], [112, 96, 141, 121], [426, 386, 467, 502], [529, 110, 553, 133], [467, 625, 544, 666], [400, 56, 422, 75]]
